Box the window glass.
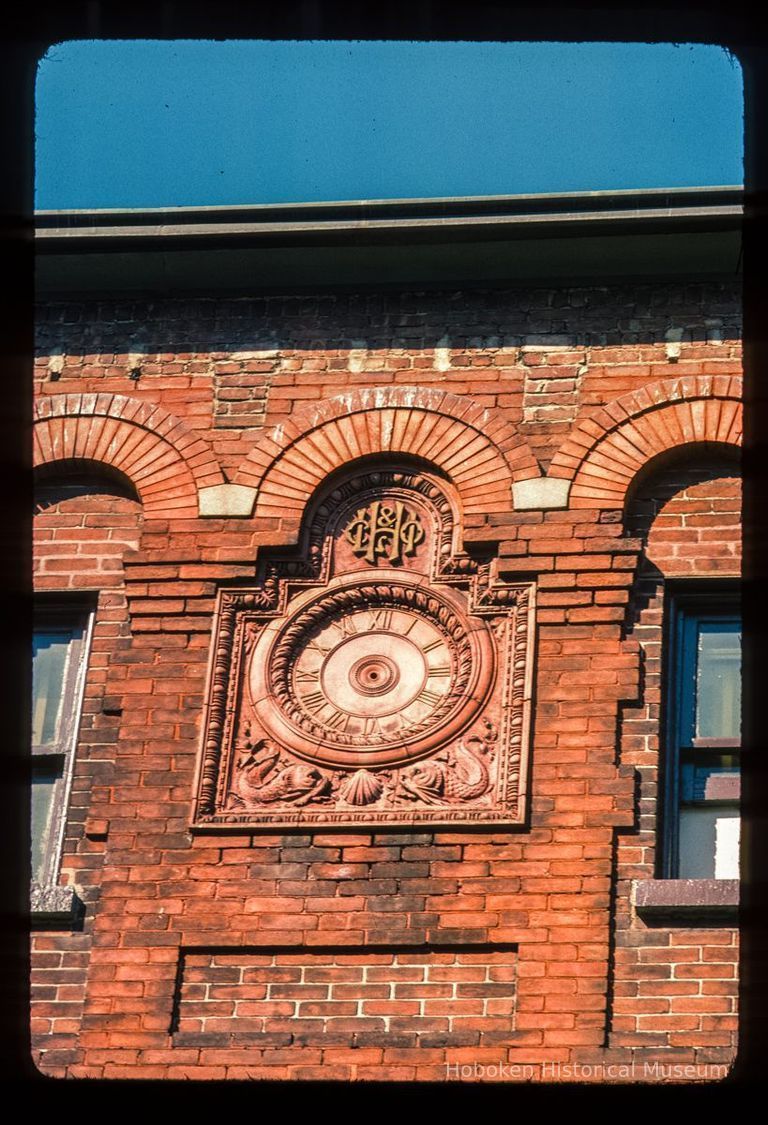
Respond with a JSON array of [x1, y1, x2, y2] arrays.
[[695, 623, 741, 741], [31, 606, 92, 888], [32, 629, 78, 746], [666, 594, 741, 880], [31, 766, 59, 882], [678, 806, 740, 880]]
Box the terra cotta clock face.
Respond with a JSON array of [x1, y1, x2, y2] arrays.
[[291, 610, 452, 737], [194, 468, 534, 829], [249, 577, 494, 769]]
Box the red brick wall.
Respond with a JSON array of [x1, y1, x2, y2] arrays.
[[174, 946, 518, 1078], [611, 457, 740, 1059], [34, 284, 741, 477], [32, 478, 143, 1070], [31, 282, 741, 1082]]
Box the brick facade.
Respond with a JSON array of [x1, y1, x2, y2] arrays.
[[31, 277, 741, 1082]]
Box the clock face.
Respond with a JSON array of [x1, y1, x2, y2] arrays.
[[249, 579, 494, 769], [292, 607, 453, 740]]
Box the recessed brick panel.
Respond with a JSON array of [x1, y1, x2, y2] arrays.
[[174, 946, 518, 1048]]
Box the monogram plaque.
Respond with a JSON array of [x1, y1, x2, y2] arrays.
[[343, 501, 425, 564], [194, 468, 535, 829]]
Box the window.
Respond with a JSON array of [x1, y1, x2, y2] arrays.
[[32, 601, 93, 889], [662, 586, 741, 880]]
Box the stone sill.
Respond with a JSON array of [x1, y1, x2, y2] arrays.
[[30, 882, 82, 926], [632, 878, 739, 921]]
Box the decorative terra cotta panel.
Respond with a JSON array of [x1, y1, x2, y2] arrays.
[[194, 468, 535, 829]]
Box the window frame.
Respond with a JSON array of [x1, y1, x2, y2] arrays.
[[660, 580, 741, 881], [31, 596, 95, 893]]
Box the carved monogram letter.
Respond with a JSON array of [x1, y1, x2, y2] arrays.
[[343, 501, 425, 565]]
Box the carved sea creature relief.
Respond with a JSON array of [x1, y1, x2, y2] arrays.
[[230, 726, 332, 807], [399, 720, 498, 804]]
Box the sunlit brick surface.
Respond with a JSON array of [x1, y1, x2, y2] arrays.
[[31, 280, 741, 1080], [175, 948, 517, 1048]]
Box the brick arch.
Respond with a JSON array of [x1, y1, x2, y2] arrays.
[[34, 393, 225, 518], [234, 387, 539, 519], [547, 376, 742, 509]]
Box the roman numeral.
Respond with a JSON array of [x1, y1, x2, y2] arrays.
[[370, 608, 394, 631], [339, 616, 358, 638], [295, 669, 320, 683], [428, 665, 451, 677], [306, 639, 330, 655], [416, 688, 443, 707], [422, 639, 443, 654], [325, 708, 351, 732], [301, 690, 327, 713], [362, 716, 383, 738]]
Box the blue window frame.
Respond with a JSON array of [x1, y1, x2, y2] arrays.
[[663, 586, 741, 879]]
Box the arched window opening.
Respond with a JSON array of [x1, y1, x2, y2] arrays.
[[624, 448, 741, 885]]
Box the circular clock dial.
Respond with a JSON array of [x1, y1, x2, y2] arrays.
[[293, 608, 453, 738], [250, 579, 493, 769]]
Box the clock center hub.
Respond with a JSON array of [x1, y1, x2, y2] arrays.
[[319, 631, 428, 717], [349, 654, 400, 695]]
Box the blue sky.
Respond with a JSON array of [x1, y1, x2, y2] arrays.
[[34, 40, 743, 210]]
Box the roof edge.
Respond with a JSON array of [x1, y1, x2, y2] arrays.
[[35, 185, 744, 232]]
